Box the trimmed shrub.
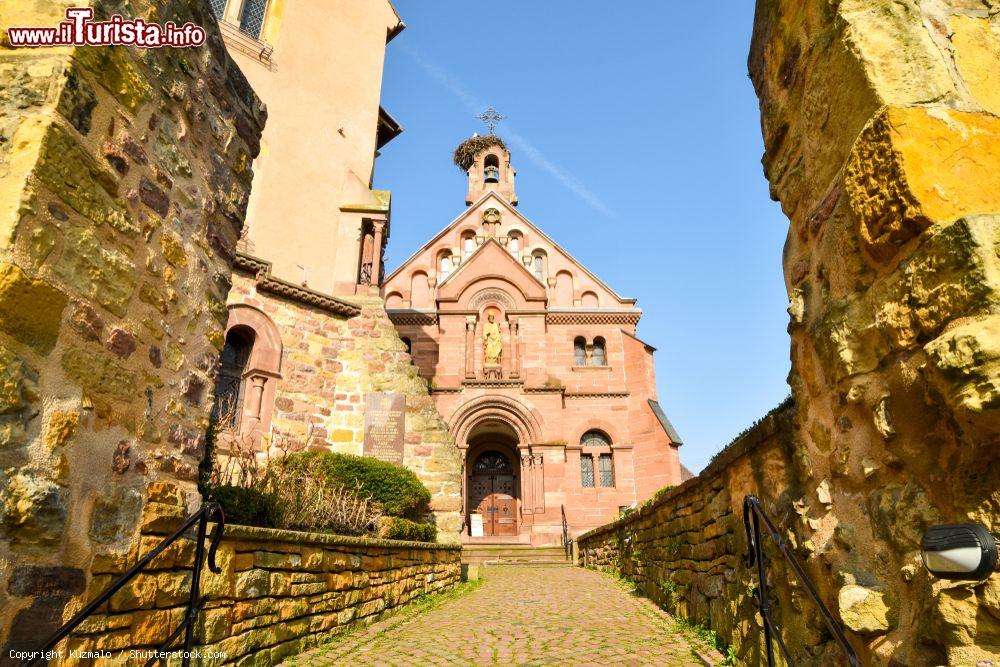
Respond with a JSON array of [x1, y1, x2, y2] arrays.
[[275, 451, 431, 520], [205, 485, 279, 528], [377, 516, 438, 543]]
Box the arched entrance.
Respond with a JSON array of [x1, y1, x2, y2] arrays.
[[469, 450, 517, 536], [465, 421, 520, 538]]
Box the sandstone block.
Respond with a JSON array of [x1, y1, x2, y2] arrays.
[[0, 262, 67, 352], [838, 584, 896, 636]]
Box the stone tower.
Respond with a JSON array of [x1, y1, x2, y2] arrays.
[[461, 136, 518, 206]]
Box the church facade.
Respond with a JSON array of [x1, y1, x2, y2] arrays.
[[383, 136, 684, 544]]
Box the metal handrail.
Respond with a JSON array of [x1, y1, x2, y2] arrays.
[[561, 504, 571, 560], [743, 495, 860, 666], [23, 502, 225, 667]]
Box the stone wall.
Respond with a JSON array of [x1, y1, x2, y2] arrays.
[[577, 403, 802, 666], [749, 0, 1000, 665], [0, 0, 264, 653], [227, 271, 463, 541], [62, 481, 460, 665], [582, 3, 1000, 663]]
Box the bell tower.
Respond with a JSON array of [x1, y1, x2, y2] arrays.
[[454, 108, 518, 206], [464, 140, 517, 206]]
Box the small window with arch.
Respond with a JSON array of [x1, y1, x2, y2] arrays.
[[532, 251, 546, 282], [438, 251, 454, 280], [591, 337, 606, 366], [462, 233, 476, 256], [212, 327, 255, 427], [573, 336, 587, 366], [508, 231, 522, 256]]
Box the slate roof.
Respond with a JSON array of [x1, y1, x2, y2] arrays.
[[647, 399, 683, 446]]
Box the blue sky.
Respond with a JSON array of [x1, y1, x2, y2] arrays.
[[375, 1, 790, 474]]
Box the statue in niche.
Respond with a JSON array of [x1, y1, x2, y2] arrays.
[[483, 313, 503, 366]]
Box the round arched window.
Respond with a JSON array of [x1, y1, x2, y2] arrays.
[[473, 451, 512, 472], [581, 430, 611, 448]]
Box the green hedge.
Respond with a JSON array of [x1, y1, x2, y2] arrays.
[[377, 516, 437, 543], [274, 451, 432, 519], [206, 485, 279, 528]]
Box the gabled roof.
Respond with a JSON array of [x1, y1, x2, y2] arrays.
[[436, 237, 546, 302], [647, 399, 683, 446], [384, 191, 635, 306]]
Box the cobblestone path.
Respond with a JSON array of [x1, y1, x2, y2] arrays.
[[287, 565, 711, 667]]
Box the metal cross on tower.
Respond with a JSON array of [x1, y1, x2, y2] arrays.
[[477, 107, 506, 135]]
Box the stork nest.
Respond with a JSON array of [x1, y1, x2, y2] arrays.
[[453, 134, 507, 171]]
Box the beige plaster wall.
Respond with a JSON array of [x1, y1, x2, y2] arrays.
[[226, 0, 403, 293]]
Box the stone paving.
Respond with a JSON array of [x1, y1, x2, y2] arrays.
[[287, 565, 711, 666]]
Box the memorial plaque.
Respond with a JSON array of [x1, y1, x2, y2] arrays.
[[363, 392, 405, 463]]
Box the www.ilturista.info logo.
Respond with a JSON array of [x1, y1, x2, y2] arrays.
[[7, 7, 206, 48]]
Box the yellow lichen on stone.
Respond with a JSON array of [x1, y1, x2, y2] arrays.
[[845, 106, 1000, 261], [35, 122, 135, 234], [44, 411, 79, 450], [61, 347, 137, 399], [0, 262, 68, 352], [160, 234, 188, 268], [951, 15, 1000, 116], [0, 345, 30, 415], [74, 47, 150, 113]]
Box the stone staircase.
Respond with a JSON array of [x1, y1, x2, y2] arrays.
[[461, 544, 572, 567]]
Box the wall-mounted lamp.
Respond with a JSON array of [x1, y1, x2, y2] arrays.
[[921, 524, 998, 581]]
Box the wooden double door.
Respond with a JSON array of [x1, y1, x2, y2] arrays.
[[469, 451, 518, 536]]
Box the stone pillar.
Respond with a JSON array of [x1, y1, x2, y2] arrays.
[[0, 0, 264, 651], [520, 455, 534, 515], [750, 1, 1000, 664], [509, 317, 520, 378], [371, 219, 387, 286], [465, 316, 477, 379]]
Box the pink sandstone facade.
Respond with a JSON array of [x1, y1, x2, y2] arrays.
[[382, 139, 684, 544], [204, 0, 683, 545]]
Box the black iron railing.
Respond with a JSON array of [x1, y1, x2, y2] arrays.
[[23, 502, 225, 667], [561, 504, 571, 560], [743, 495, 860, 667]]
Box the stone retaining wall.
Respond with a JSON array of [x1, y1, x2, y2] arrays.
[[226, 274, 464, 541], [61, 482, 461, 665], [0, 0, 265, 653], [577, 403, 805, 665]]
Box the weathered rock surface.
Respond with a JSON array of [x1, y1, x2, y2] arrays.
[[748, 0, 1000, 663], [0, 0, 264, 651]]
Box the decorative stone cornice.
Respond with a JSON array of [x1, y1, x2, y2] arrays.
[[233, 252, 269, 275], [461, 379, 525, 389], [429, 386, 463, 395], [546, 311, 641, 326], [564, 391, 630, 399], [387, 310, 439, 326], [234, 252, 361, 318], [523, 386, 565, 394]]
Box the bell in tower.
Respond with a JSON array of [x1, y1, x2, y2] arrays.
[[484, 155, 500, 183], [454, 133, 518, 207]]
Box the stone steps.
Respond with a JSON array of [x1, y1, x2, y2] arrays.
[[461, 544, 571, 566]]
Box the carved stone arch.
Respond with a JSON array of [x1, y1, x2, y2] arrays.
[[219, 304, 284, 453], [455, 276, 533, 310], [450, 395, 543, 446], [468, 287, 516, 312], [570, 419, 621, 447], [226, 304, 282, 375]]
